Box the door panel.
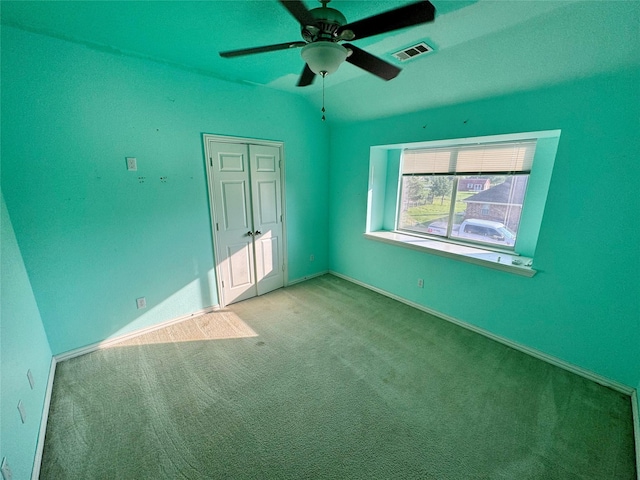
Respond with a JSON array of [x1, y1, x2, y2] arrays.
[[257, 236, 279, 280], [225, 238, 256, 303], [255, 153, 276, 172], [218, 152, 245, 172], [221, 181, 250, 230], [256, 180, 278, 225], [227, 242, 253, 288]]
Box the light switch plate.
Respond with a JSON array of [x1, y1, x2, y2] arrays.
[[1, 457, 13, 480], [17, 400, 26, 424], [126, 157, 137, 171]]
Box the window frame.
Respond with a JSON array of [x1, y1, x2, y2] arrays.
[[365, 130, 561, 271]]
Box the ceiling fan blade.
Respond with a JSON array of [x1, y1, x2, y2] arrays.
[[220, 41, 306, 58], [297, 64, 316, 87], [279, 0, 317, 27], [337, 1, 435, 41], [344, 44, 401, 81]]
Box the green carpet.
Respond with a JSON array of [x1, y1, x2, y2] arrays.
[[41, 275, 636, 479]]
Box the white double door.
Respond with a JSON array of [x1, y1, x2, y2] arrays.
[[205, 137, 285, 305]]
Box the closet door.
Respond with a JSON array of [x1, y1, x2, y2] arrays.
[[206, 139, 285, 305], [250, 144, 284, 296]]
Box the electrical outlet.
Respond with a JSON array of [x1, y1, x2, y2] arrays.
[[1, 457, 13, 480], [309, 254, 315, 262], [136, 297, 147, 309], [126, 157, 137, 171], [417, 278, 424, 288], [17, 400, 26, 424], [27, 369, 35, 389]]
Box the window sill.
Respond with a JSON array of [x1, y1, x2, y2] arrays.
[[363, 231, 536, 277]]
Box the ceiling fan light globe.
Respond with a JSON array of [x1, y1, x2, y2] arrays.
[[301, 41, 348, 76]]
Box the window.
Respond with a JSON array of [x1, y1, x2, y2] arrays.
[[397, 141, 536, 250], [365, 130, 560, 273]]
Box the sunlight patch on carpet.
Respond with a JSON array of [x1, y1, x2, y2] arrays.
[[110, 310, 258, 347]]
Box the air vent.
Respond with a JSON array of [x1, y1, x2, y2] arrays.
[[392, 42, 433, 62]]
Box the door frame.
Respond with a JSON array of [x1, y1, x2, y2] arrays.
[[202, 134, 288, 307]]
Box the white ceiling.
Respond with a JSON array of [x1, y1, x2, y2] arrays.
[[2, 1, 639, 121]]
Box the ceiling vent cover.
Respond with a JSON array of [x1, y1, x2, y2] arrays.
[[392, 42, 433, 62]]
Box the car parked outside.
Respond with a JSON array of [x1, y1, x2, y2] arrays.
[[420, 218, 516, 247]]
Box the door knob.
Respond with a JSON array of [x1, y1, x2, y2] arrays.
[[254, 230, 262, 235], [247, 231, 254, 237]]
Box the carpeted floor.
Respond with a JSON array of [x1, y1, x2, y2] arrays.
[[40, 274, 637, 479]]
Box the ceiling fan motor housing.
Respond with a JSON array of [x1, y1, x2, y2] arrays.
[[302, 7, 347, 42]]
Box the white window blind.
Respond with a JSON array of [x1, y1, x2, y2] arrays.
[[402, 140, 536, 175]]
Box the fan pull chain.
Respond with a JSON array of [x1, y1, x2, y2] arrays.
[[321, 74, 326, 121]]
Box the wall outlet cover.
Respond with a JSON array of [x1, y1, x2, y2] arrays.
[[17, 400, 26, 424], [1, 457, 13, 480], [136, 297, 147, 309]]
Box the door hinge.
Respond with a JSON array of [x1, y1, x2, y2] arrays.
[[216, 223, 219, 231], [210, 157, 213, 166], [280, 214, 282, 222], [282, 264, 285, 272], [222, 280, 225, 288]]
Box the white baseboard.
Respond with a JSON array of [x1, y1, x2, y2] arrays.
[[287, 270, 329, 286], [31, 356, 57, 480], [633, 389, 639, 480], [55, 305, 219, 362], [329, 270, 634, 396]]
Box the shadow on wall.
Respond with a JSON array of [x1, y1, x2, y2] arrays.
[[104, 264, 219, 346]]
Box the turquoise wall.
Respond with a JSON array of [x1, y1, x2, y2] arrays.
[[2, 12, 639, 476], [1, 193, 53, 479], [328, 68, 640, 388], [1, 26, 329, 355]]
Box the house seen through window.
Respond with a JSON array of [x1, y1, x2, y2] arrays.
[[398, 141, 536, 250]]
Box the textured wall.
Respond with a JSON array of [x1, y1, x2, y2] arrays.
[[328, 68, 640, 387], [1, 26, 329, 355], [1, 194, 53, 479]]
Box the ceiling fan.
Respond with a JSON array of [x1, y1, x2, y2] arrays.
[[219, 0, 436, 87]]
